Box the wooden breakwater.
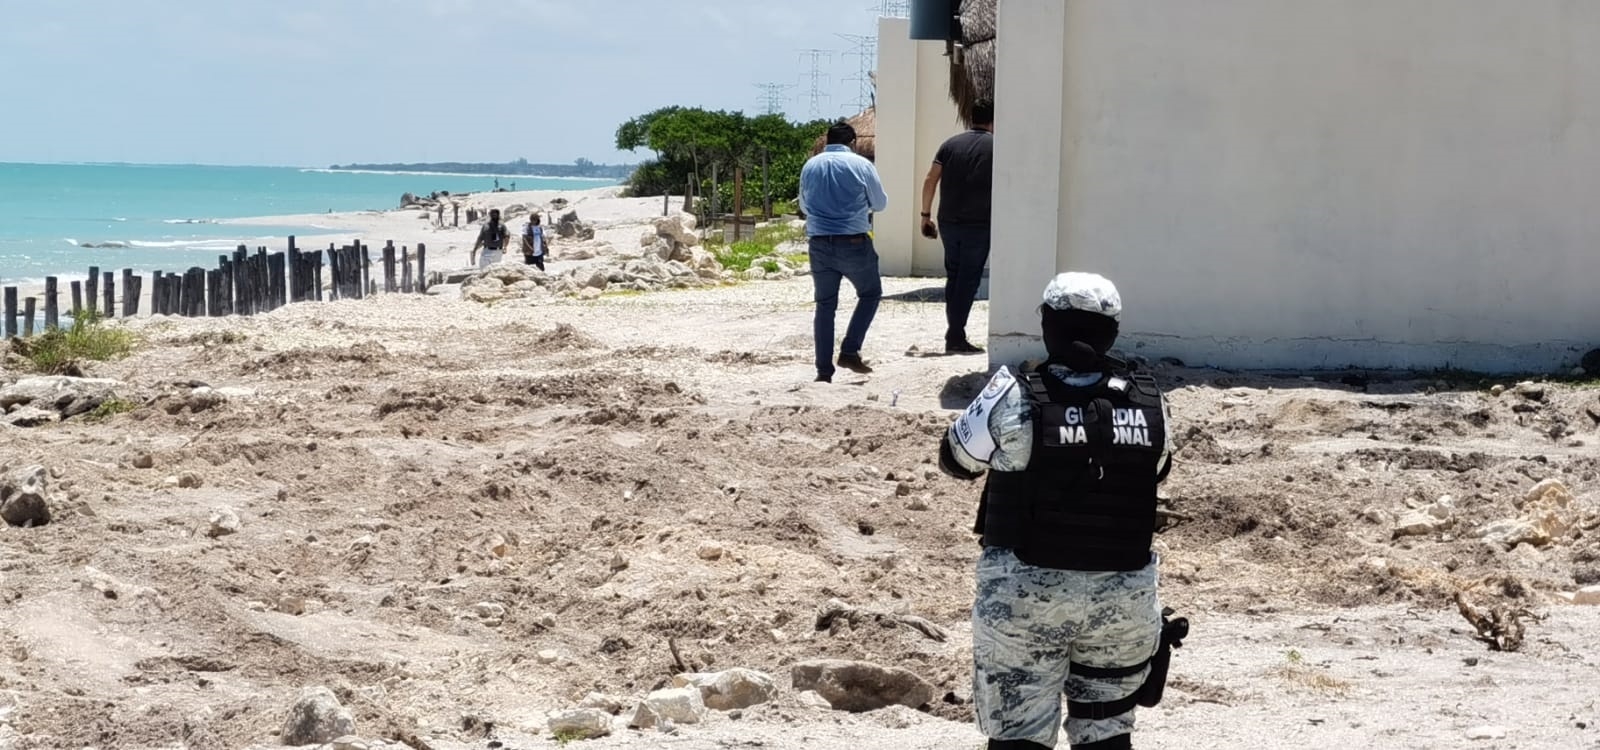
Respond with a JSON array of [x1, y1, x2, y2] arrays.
[[2, 237, 428, 339]]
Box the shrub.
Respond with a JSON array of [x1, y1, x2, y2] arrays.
[[21, 311, 136, 374]]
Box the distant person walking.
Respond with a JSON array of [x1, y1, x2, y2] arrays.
[[472, 208, 508, 269], [921, 99, 994, 354], [522, 213, 547, 271], [800, 121, 889, 383]]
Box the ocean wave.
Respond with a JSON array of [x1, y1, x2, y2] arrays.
[[162, 218, 217, 225], [128, 239, 244, 250], [76, 241, 132, 249]]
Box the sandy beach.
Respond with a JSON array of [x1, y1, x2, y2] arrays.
[[2, 196, 1599, 749], [4, 185, 675, 321]]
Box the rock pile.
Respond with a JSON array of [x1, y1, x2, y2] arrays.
[[281, 686, 356, 746], [555, 210, 596, 241], [0, 376, 127, 425]]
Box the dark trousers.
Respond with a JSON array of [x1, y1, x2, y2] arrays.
[[809, 234, 882, 378], [524, 254, 545, 271], [941, 222, 991, 342]]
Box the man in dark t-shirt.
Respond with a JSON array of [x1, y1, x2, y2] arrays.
[[921, 100, 994, 354]]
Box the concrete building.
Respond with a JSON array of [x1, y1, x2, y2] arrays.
[[873, 17, 966, 277], [975, 0, 1600, 373]]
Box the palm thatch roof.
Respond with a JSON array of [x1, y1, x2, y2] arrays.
[[809, 106, 877, 162], [950, 0, 997, 127]]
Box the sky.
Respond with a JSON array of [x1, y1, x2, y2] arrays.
[[0, 0, 902, 168]]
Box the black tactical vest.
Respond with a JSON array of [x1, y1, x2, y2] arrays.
[[977, 366, 1167, 571]]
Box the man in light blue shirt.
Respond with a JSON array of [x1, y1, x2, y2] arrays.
[[799, 121, 889, 383]]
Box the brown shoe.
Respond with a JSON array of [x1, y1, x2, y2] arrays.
[[946, 339, 985, 355], [837, 353, 873, 374]]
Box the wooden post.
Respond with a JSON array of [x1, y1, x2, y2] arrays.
[[401, 246, 413, 293], [710, 163, 720, 228], [269, 252, 286, 310], [102, 271, 115, 319], [149, 272, 161, 316], [360, 243, 371, 300], [2, 287, 15, 338], [417, 243, 427, 293], [44, 277, 59, 330], [22, 297, 36, 337], [315, 249, 325, 301], [127, 274, 141, 317], [233, 246, 249, 315], [733, 167, 745, 242], [70, 281, 83, 318], [762, 147, 772, 220], [383, 241, 396, 293], [86, 266, 99, 317]]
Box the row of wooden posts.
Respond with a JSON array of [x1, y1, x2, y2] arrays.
[[2, 237, 428, 339]]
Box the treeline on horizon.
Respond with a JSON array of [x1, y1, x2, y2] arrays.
[[615, 107, 831, 214], [325, 157, 634, 180]]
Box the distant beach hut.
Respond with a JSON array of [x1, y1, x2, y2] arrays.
[[810, 107, 877, 162]]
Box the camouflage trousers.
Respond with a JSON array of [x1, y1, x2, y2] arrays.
[[972, 546, 1161, 748]]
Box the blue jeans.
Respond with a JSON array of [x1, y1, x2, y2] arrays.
[[941, 223, 991, 341], [809, 234, 882, 377]]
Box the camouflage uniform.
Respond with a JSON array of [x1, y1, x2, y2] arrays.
[[949, 363, 1170, 748]]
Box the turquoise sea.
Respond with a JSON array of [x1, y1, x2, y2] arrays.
[[0, 162, 614, 286]]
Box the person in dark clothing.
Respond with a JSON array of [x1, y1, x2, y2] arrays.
[[921, 99, 994, 354], [472, 208, 507, 268], [522, 213, 547, 271]]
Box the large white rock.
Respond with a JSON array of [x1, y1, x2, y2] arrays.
[[644, 687, 707, 724], [674, 668, 778, 710], [1392, 512, 1445, 538], [652, 214, 700, 247], [1572, 585, 1600, 605], [547, 708, 611, 739]]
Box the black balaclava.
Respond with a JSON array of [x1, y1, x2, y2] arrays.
[[1041, 307, 1120, 372]]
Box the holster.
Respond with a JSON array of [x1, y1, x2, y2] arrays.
[[1137, 607, 1189, 708]]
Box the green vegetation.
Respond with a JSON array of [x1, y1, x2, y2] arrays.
[[614, 107, 829, 211], [86, 398, 139, 421], [705, 222, 807, 272], [19, 311, 136, 374]]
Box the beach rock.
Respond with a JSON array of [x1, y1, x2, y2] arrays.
[[627, 700, 660, 730], [579, 692, 627, 714], [643, 687, 707, 724], [1393, 511, 1446, 538], [0, 465, 51, 528], [653, 214, 700, 248], [790, 659, 935, 712], [206, 507, 240, 538], [555, 211, 595, 240], [3, 406, 59, 427], [548, 708, 611, 739], [674, 668, 778, 710], [576, 268, 609, 290], [1572, 586, 1600, 605], [177, 471, 204, 489], [1520, 478, 1574, 510], [536, 649, 561, 664], [281, 686, 356, 746], [0, 376, 125, 418], [696, 541, 725, 561], [1513, 381, 1546, 402]]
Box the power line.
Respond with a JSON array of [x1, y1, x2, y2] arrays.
[[754, 82, 797, 115], [838, 34, 877, 113], [870, 0, 910, 18], [798, 49, 833, 118]]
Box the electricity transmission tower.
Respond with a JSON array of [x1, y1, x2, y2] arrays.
[[798, 49, 833, 117], [754, 82, 796, 115], [871, 0, 910, 17], [838, 33, 877, 113]]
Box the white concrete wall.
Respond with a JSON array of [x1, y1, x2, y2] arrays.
[[875, 17, 966, 277], [991, 0, 1600, 373]]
